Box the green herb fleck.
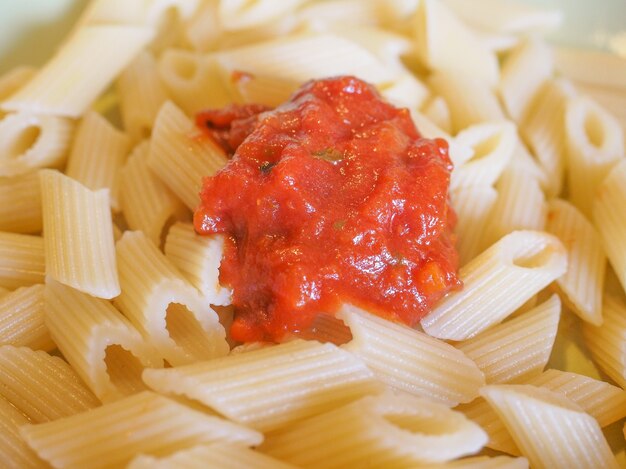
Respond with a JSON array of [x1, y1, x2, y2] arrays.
[[312, 147, 343, 162], [259, 162, 276, 174]]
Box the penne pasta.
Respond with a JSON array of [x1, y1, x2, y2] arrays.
[[421, 230, 567, 340], [546, 199, 605, 325], [0, 345, 100, 423], [45, 279, 163, 402], [119, 141, 190, 247], [218, 0, 305, 31], [164, 222, 231, 306], [115, 230, 229, 366], [421, 95, 452, 134], [0, 395, 46, 469], [554, 47, 626, 91], [20, 391, 263, 469], [0, 66, 37, 116], [261, 392, 488, 468], [0, 285, 54, 351], [0, 232, 45, 290], [148, 100, 228, 210], [143, 338, 384, 432], [455, 294, 560, 384], [40, 169, 120, 299], [65, 111, 130, 211], [481, 384, 619, 469], [0, 171, 43, 234], [339, 305, 485, 406]]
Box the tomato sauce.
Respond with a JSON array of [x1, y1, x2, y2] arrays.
[[194, 76, 461, 342]]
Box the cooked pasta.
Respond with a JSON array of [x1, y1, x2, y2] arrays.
[[0, 171, 43, 233], [0, 395, 46, 469], [0, 232, 45, 290], [0, 285, 53, 351]]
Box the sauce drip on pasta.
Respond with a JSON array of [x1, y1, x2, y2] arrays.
[[194, 76, 461, 342]]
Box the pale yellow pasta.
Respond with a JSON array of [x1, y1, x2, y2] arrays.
[[554, 47, 626, 91], [482, 168, 546, 249], [421, 230, 567, 340], [0, 66, 36, 120], [451, 121, 516, 190], [261, 392, 488, 468], [582, 295, 626, 389], [115, 230, 229, 366], [428, 72, 505, 134], [1, 25, 153, 117], [0, 232, 45, 290], [218, 0, 305, 31], [148, 100, 228, 209], [119, 141, 189, 246], [415, 0, 499, 86], [128, 443, 298, 469], [164, 222, 231, 306], [431, 456, 529, 469], [422, 95, 452, 134], [457, 398, 520, 455], [338, 305, 485, 406], [499, 37, 553, 123], [45, 279, 163, 402], [228, 72, 298, 107], [473, 29, 520, 54], [450, 185, 498, 266], [40, 169, 120, 299], [183, 0, 220, 52], [455, 295, 560, 384], [80, 0, 200, 28], [546, 199, 605, 325], [520, 78, 576, 197], [117, 51, 170, 142], [143, 338, 384, 432], [0, 171, 42, 233], [65, 110, 130, 211], [379, 71, 430, 112], [481, 384, 619, 469], [593, 159, 626, 293], [0, 285, 53, 351], [0, 395, 46, 469], [506, 140, 548, 188], [574, 82, 626, 139], [20, 391, 263, 469], [0, 111, 74, 177], [0, 345, 99, 422], [442, 0, 562, 34], [565, 95, 625, 217]]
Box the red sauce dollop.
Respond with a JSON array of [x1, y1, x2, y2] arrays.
[[194, 76, 461, 342]]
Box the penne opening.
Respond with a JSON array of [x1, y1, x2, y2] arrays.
[[169, 54, 198, 81], [385, 413, 457, 436], [512, 243, 555, 269], [104, 344, 148, 396], [583, 112, 605, 148], [469, 132, 501, 162], [165, 302, 216, 357], [6, 124, 41, 159]]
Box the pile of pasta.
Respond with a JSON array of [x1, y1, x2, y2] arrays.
[[1, 0, 626, 467]]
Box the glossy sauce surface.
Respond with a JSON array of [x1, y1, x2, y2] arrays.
[[195, 76, 460, 342]]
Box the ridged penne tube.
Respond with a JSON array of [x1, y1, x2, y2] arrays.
[[164, 223, 230, 306], [565, 96, 624, 217], [148, 101, 227, 210], [455, 295, 560, 384], [0, 66, 36, 108], [415, 0, 499, 86], [593, 160, 626, 292], [40, 170, 120, 299], [554, 47, 626, 91], [293, 313, 353, 346], [115, 231, 229, 366], [143, 339, 384, 432], [117, 51, 169, 142], [0, 285, 54, 351], [451, 185, 497, 266], [573, 82, 626, 137], [428, 72, 505, 133], [216, 33, 394, 87], [182, 0, 220, 52], [0, 171, 42, 233], [20, 391, 263, 469], [128, 443, 298, 469], [421, 230, 567, 340], [45, 280, 163, 402], [218, 0, 304, 30], [0, 395, 47, 469], [120, 141, 189, 247], [482, 168, 546, 249], [499, 38, 553, 123], [379, 72, 430, 112], [338, 305, 484, 406], [261, 393, 488, 467], [0, 112, 74, 177], [480, 385, 619, 469], [0, 345, 99, 423], [526, 369, 626, 428], [421, 95, 452, 134], [434, 456, 529, 468], [457, 398, 520, 455], [545, 199, 605, 325], [451, 122, 516, 190], [1, 25, 153, 117], [442, 0, 562, 34], [0, 232, 45, 290], [158, 51, 235, 114], [79, 0, 199, 27], [65, 111, 130, 211], [229, 72, 298, 107], [582, 295, 626, 389]]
